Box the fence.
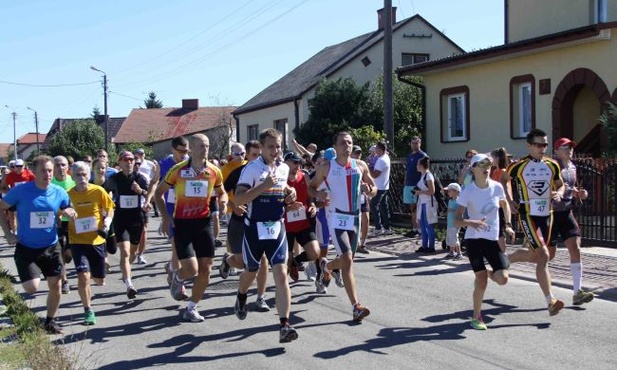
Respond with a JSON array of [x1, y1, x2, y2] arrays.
[[389, 157, 617, 248]]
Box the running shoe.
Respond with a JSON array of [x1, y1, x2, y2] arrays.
[[170, 271, 187, 301], [136, 255, 147, 265], [219, 253, 231, 280], [255, 296, 270, 312], [368, 229, 383, 237], [44, 319, 63, 334], [183, 307, 205, 322], [404, 230, 420, 238], [288, 259, 299, 282], [279, 324, 299, 343], [470, 317, 487, 330], [331, 270, 344, 288], [214, 239, 223, 248], [315, 279, 327, 294], [127, 285, 138, 299], [62, 281, 70, 294], [105, 260, 112, 274], [297, 261, 305, 272], [352, 304, 371, 322], [548, 298, 565, 316], [356, 245, 370, 254], [382, 229, 394, 236], [304, 261, 317, 281], [235, 297, 248, 320], [445, 252, 455, 259], [320, 259, 331, 287], [573, 289, 594, 305], [84, 311, 96, 326], [453, 254, 464, 260]]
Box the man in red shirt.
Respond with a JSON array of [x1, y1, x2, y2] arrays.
[[0, 159, 35, 231]]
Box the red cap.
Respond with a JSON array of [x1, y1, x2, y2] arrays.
[[553, 137, 576, 150]]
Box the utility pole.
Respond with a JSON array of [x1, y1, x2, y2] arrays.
[[27, 107, 40, 155], [4, 105, 17, 161], [383, 0, 394, 150], [91, 66, 109, 152]]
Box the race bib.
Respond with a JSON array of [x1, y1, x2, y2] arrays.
[[75, 216, 97, 234], [30, 211, 53, 229], [185, 180, 208, 198], [287, 207, 306, 222], [167, 188, 175, 203], [257, 221, 281, 240], [119, 195, 138, 208], [529, 199, 550, 216], [332, 212, 355, 231]]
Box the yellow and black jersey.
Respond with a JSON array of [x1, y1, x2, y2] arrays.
[[506, 155, 562, 216]]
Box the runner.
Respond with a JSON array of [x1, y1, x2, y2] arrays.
[[106, 151, 151, 299], [67, 161, 115, 325], [134, 148, 160, 264], [155, 134, 228, 322], [232, 128, 299, 343], [218, 140, 272, 312], [157, 136, 189, 286], [309, 131, 377, 322], [51, 156, 76, 295], [0, 155, 75, 334], [550, 137, 594, 305], [283, 151, 321, 284], [454, 153, 515, 330], [501, 128, 565, 316]]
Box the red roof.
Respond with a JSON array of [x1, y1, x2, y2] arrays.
[[17, 132, 47, 144], [115, 106, 237, 144]]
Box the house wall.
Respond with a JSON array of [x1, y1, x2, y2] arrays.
[[236, 17, 462, 149], [422, 34, 617, 158], [507, 0, 617, 43]]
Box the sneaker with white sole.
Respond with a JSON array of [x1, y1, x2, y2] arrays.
[[170, 271, 187, 301], [368, 229, 383, 237], [315, 279, 327, 294], [136, 255, 147, 265], [382, 229, 394, 236], [127, 285, 137, 299], [279, 324, 298, 343], [255, 296, 270, 312], [304, 261, 317, 281], [352, 304, 370, 322], [548, 298, 565, 316], [182, 307, 205, 322], [331, 270, 344, 288]]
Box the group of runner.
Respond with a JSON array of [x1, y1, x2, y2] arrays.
[[0, 127, 595, 338]]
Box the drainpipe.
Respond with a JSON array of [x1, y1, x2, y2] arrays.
[[397, 75, 427, 149], [293, 98, 300, 132], [233, 114, 240, 142]]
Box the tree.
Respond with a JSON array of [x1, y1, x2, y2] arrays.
[[48, 119, 105, 160], [144, 91, 163, 109], [599, 102, 617, 156], [91, 106, 101, 119], [293, 76, 423, 156], [208, 107, 235, 160], [294, 78, 379, 150]]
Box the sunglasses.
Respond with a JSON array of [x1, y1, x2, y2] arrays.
[[15, 165, 24, 168], [531, 142, 549, 148], [122, 158, 135, 162], [232, 151, 246, 156], [473, 161, 492, 169], [135, 162, 142, 165], [173, 147, 189, 153]]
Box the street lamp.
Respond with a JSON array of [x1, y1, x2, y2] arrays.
[[4, 105, 17, 161], [26, 107, 40, 155], [90, 66, 109, 152]]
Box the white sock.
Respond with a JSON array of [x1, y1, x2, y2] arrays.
[[256, 293, 264, 301], [571, 262, 582, 293], [187, 300, 196, 310], [545, 294, 554, 305], [124, 277, 133, 289]]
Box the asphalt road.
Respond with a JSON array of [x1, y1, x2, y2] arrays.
[[1, 217, 616, 370]]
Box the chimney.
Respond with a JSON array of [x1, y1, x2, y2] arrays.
[[377, 7, 397, 30], [182, 99, 199, 110]]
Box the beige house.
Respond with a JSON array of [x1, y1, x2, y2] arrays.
[[233, 8, 464, 149], [397, 0, 617, 158]]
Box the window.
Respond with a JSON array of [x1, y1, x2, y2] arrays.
[[274, 119, 287, 150], [361, 56, 371, 66], [402, 53, 429, 66], [247, 124, 259, 141], [510, 75, 536, 139], [440, 86, 470, 142]]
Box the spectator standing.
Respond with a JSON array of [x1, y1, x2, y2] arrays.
[[369, 141, 392, 236], [415, 156, 437, 253], [403, 136, 427, 237]]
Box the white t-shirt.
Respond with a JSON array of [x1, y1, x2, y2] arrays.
[[138, 159, 156, 186], [457, 180, 505, 241], [373, 153, 390, 190], [417, 171, 435, 205]]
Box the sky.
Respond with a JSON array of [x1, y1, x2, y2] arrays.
[[0, 0, 504, 145]]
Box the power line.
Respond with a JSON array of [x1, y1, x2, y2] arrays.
[[0, 79, 99, 88], [110, 91, 142, 102]]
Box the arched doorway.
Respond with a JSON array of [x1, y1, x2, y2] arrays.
[[551, 68, 610, 157]]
